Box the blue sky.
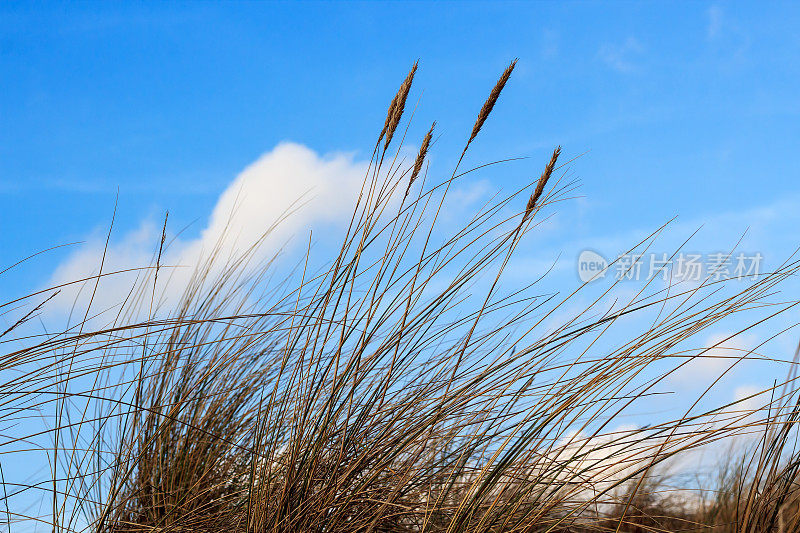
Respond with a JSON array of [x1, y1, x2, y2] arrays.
[[2, 2, 800, 412], [3, 4, 800, 516], [2, 2, 799, 262]]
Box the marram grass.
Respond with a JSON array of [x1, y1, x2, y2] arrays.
[[2, 61, 800, 533]]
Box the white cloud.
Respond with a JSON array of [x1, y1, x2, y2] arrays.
[[667, 332, 756, 388], [551, 425, 643, 486], [598, 37, 644, 73], [446, 179, 491, 212], [707, 5, 724, 40], [541, 29, 559, 59], [732, 384, 770, 414], [190, 142, 367, 259], [704, 4, 751, 64], [45, 142, 369, 318]]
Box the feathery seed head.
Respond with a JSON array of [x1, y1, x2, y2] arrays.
[[381, 61, 418, 151], [523, 145, 561, 221], [467, 59, 517, 146], [406, 122, 435, 197]]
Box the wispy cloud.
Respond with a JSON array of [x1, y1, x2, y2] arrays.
[[667, 331, 758, 389], [541, 29, 559, 59], [707, 5, 724, 40], [597, 36, 644, 73], [704, 4, 751, 64]]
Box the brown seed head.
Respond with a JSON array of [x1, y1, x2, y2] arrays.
[[523, 145, 561, 221], [381, 61, 418, 150], [467, 59, 517, 146], [406, 122, 435, 197]]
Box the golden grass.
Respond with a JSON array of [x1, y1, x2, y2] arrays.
[[1, 61, 800, 533]]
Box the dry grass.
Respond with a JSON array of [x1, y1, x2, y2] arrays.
[[2, 62, 800, 533], [406, 121, 434, 198], [524, 145, 561, 223], [468, 59, 517, 146]]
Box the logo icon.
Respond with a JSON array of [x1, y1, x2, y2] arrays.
[[578, 250, 608, 283]]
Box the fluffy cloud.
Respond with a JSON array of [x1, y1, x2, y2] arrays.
[[46, 142, 369, 318], [193, 142, 368, 259]]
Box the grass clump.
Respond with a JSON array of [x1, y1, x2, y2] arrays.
[[2, 61, 800, 533]]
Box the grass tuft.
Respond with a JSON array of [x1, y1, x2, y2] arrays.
[[1, 61, 799, 533]]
